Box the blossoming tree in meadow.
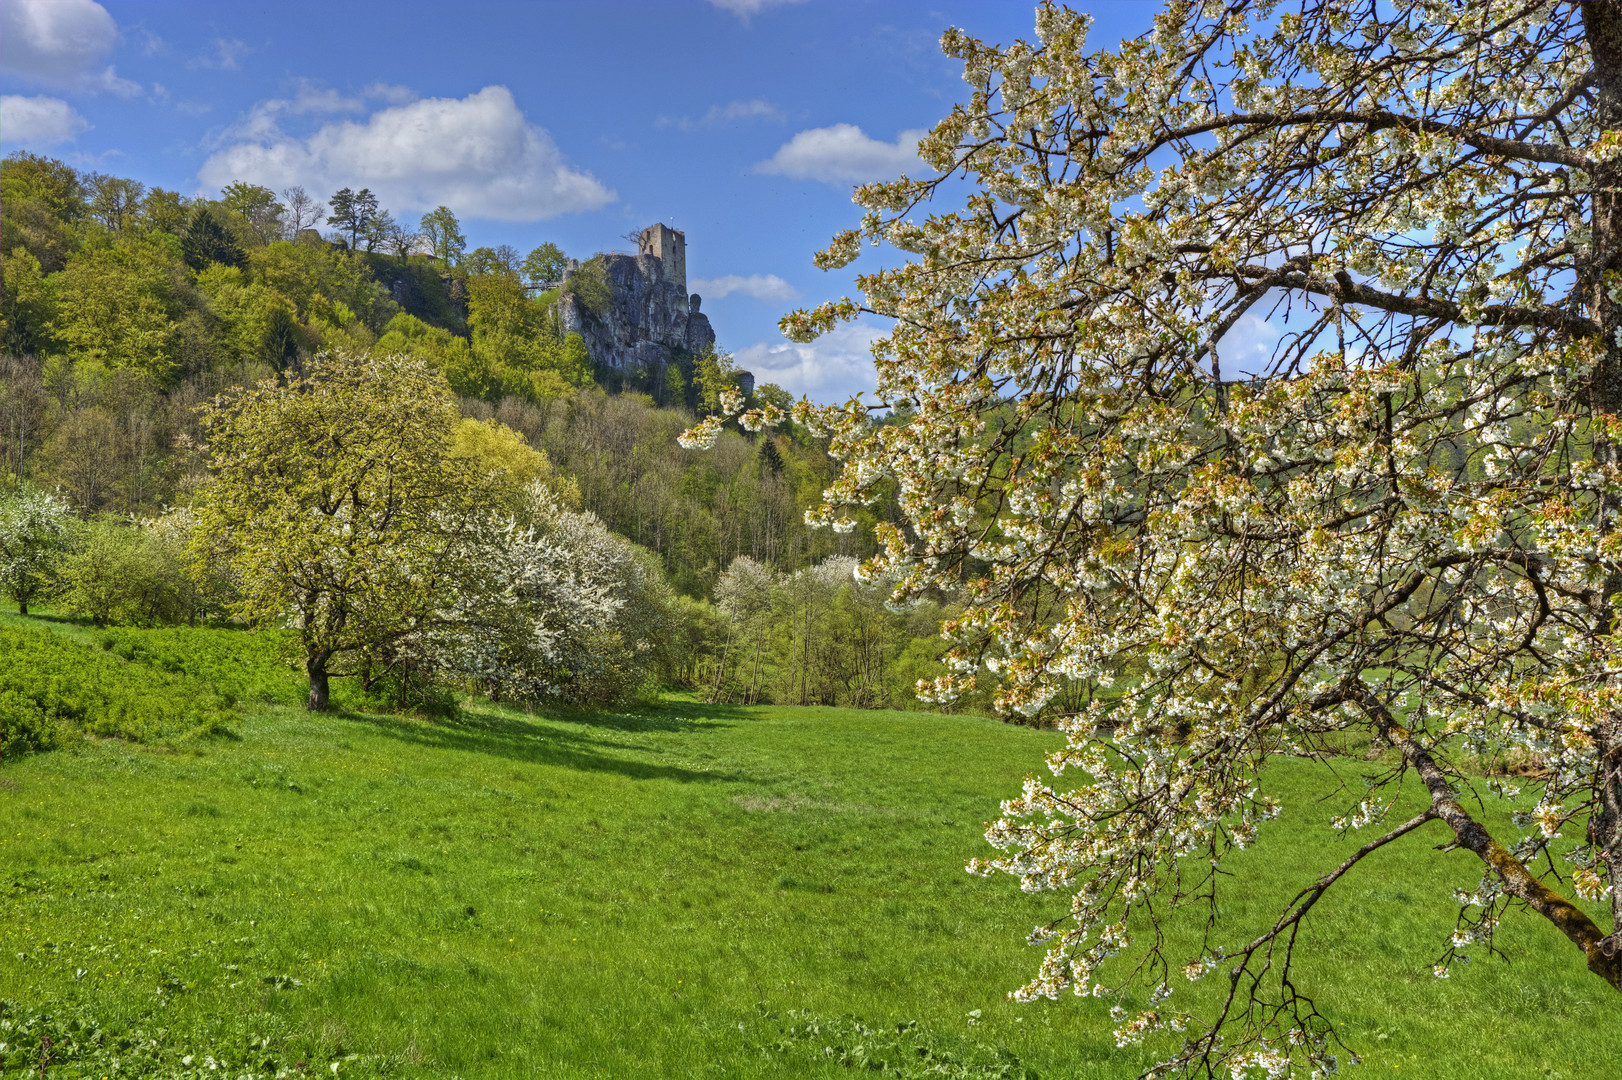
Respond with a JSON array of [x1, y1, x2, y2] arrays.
[[689, 0, 1622, 1072], [195, 353, 495, 710], [0, 486, 72, 615]]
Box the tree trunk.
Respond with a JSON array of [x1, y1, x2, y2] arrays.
[[17, 599, 26, 616], [307, 654, 332, 712], [1582, 0, 1622, 974]]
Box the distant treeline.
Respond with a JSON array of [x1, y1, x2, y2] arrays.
[[0, 152, 977, 715]]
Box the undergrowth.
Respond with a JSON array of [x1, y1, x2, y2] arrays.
[[0, 625, 235, 756]]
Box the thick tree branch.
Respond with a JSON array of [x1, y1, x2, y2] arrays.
[[1156, 108, 1589, 169], [1343, 687, 1621, 989]]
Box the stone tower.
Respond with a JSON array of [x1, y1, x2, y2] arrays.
[[638, 223, 686, 292]]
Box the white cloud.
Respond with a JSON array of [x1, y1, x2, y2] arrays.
[[659, 98, 784, 131], [0, 0, 139, 96], [736, 321, 882, 401], [691, 273, 799, 304], [1214, 308, 1283, 378], [707, 0, 807, 17], [188, 36, 249, 71], [0, 94, 90, 145], [755, 123, 925, 184], [708, 99, 783, 124], [214, 78, 382, 145], [198, 85, 614, 223]]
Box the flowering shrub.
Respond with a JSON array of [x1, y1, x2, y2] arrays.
[[693, 0, 1622, 1072], [0, 486, 71, 615], [422, 481, 676, 705]]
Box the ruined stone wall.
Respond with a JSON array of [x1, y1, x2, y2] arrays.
[[638, 223, 686, 292], [557, 222, 765, 399]]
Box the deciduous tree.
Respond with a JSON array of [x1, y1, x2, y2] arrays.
[[418, 205, 465, 264], [698, 0, 1622, 1072], [281, 185, 325, 237], [86, 174, 146, 234], [195, 352, 493, 710], [0, 486, 71, 615], [522, 242, 568, 284], [219, 182, 285, 247]]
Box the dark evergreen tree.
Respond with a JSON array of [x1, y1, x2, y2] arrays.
[[758, 437, 784, 475], [326, 187, 379, 250], [259, 305, 301, 374], [180, 205, 246, 271]]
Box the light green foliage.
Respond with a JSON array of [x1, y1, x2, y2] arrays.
[[448, 416, 580, 511], [247, 241, 396, 335], [494, 391, 881, 599], [521, 241, 567, 283], [136, 187, 188, 236], [54, 517, 190, 628], [218, 182, 286, 247], [194, 353, 493, 710], [86, 173, 147, 234], [0, 485, 71, 614], [194, 264, 304, 369], [559, 331, 593, 386], [692, 346, 741, 416], [0, 621, 234, 755], [463, 269, 591, 400], [0, 246, 55, 356], [0, 151, 86, 272], [48, 236, 183, 381], [702, 554, 971, 711], [0, 617, 1610, 1077], [418, 205, 465, 264]]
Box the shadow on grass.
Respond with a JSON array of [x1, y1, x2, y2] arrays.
[[523, 698, 755, 733], [343, 706, 749, 784]]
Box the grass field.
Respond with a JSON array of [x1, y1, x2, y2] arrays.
[[1, 613, 1617, 1078]]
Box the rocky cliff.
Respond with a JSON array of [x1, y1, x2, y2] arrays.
[[558, 223, 718, 376]]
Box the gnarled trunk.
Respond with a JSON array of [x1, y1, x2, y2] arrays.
[[306, 653, 332, 712], [1582, 0, 1622, 975]]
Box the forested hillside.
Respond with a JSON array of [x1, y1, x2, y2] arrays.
[[0, 151, 968, 716]]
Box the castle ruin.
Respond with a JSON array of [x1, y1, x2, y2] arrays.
[[558, 223, 749, 392]]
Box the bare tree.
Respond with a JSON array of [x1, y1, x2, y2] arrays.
[[280, 185, 325, 238]]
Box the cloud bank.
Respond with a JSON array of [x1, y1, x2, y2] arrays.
[[755, 123, 925, 184], [736, 321, 882, 401], [0, 0, 139, 95], [0, 94, 90, 145], [198, 85, 614, 222], [690, 273, 798, 303]]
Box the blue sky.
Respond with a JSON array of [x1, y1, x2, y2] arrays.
[[1, 0, 1156, 401]]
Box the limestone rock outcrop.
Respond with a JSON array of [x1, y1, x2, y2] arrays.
[[558, 223, 717, 375]]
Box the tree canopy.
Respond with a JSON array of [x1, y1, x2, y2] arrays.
[[195, 353, 492, 710], [699, 0, 1622, 1072]]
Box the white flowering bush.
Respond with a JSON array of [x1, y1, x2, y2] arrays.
[[425, 482, 675, 705], [0, 485, 71, 615], [692, 0, 1622, 1073]]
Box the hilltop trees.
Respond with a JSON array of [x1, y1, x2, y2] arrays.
[[695, 0, 1622, 1072], [326, 187, 379, 250], [522, 242, 568, 284], [419, 205, 465, 264]]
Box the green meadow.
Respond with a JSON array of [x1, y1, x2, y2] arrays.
[[0, 614, 1615, 1079]]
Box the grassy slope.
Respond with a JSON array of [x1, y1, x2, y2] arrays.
[[0, 617, 1615, 1078]]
